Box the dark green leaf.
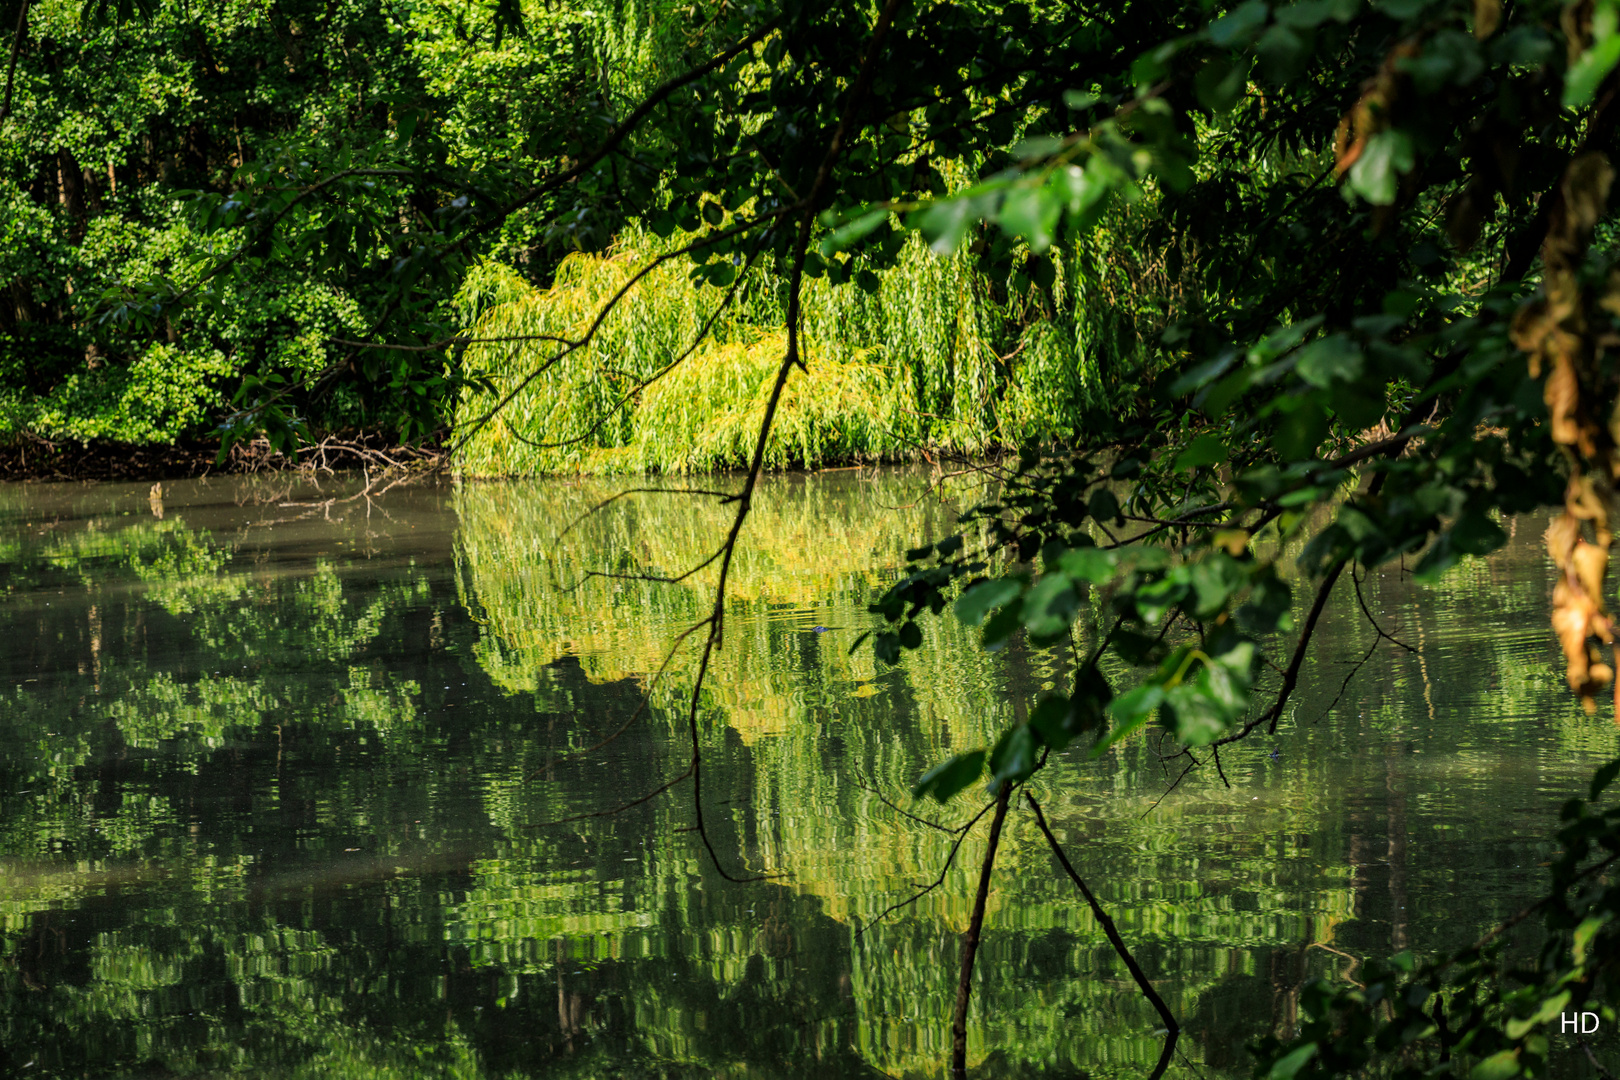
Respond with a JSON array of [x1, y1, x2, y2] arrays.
[[819, 208, 888, 256], [1266, 1042, 1318, 1080], [1593, 759, 1620, 801], [1089, 488, 1122, 524], [956, 578, 1024, 626], [898, 620, 923, 649], [912, 750, 986, 803], [1275, 398, 1329, 461], [988, 724, 1039, 786], [1174, 433, 1228, 472], [1059, 546, 1117, 583], [1347, 130, 1415, 205], [1294, 335, 1363, 388]]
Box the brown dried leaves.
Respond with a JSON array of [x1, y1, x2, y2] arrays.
[[1521, 150, 1620, 716], [1333, 43, 1418, 178], [1548, 504, 1615, 712]]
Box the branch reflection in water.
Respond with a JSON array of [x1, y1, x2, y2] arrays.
[[0, 470, 1600, 1078]]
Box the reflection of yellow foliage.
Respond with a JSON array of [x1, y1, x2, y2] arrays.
[[454, 469, 962, 689]]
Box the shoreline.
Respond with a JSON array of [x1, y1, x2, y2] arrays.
[[0, 433, 447, 484]]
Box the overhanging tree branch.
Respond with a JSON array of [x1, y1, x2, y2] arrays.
[[1026, 791, 1179, 1080]]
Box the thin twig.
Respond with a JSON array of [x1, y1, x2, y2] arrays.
[[526, 768, 691, 828], [1582, 1043, 1619, 1080], [0, 0, 29, 121], [494, 226, 775, 455], [1142, 755, 1201, 817], [555, 487, 736, 545], [1312, 633, 1380, 725], [1212, 557, 1347, 748], [1026, 792, 1179, 1080], [525, 616, 714, 775], [1352, 562, 1417, 653], [854, 798, 998, 939], [666, 0, 908, 886], [859, 780, 970, 835], [446, 207, 791, 460], [460, 16, 784, 250]]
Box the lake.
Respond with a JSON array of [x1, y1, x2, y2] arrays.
[[0, 470, 1614, 1078]]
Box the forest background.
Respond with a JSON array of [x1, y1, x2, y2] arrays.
[[12, 0, 1620, 1076]]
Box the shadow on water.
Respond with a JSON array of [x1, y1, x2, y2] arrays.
[[0, 471, 1615, 1077]]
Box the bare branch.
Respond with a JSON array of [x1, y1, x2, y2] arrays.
[[1212, 557, 1346, 749], [664, 0, 909, 884], [496, 227, 775, 455], [951, 782, 1013, 1080], [858, 779, 976, 835], [0, 0, 29, 121], [1025, 792, 1179, 1080], [1352, 561, 1417, 653], [854, 798, 998, 939], [467, 17, 784, 247]]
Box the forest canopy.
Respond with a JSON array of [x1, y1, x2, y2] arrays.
[[12, 0, 1620, 1075]]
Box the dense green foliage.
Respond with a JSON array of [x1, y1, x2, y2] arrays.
[[452, 227, 1145, 474], [0, 0, 665, 443]]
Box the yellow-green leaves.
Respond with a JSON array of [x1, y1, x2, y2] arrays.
[[1501, 991, 1570, 1039], [1468, 1049, 1521, 1080]]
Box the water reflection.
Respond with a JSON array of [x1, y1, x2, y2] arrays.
[[0, 472, 1613, 1077]]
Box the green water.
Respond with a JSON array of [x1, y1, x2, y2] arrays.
[[0, 472, 1614, 1078]]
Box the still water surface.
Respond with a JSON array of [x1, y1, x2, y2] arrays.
[[0, 471, 1615, 1078]]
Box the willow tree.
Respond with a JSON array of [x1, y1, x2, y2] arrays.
[[95, 0, 1620, 1074]]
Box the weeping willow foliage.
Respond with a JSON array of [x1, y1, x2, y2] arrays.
[[451, 220, 1149, 476]]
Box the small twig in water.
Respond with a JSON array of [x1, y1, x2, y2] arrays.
[[854, 798, 998, 939], [1142, 755, 1201, 817], [1026, 792, 1179, 1080]]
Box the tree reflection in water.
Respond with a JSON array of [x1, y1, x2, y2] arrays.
[[0, 472, 1603, 1078]]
